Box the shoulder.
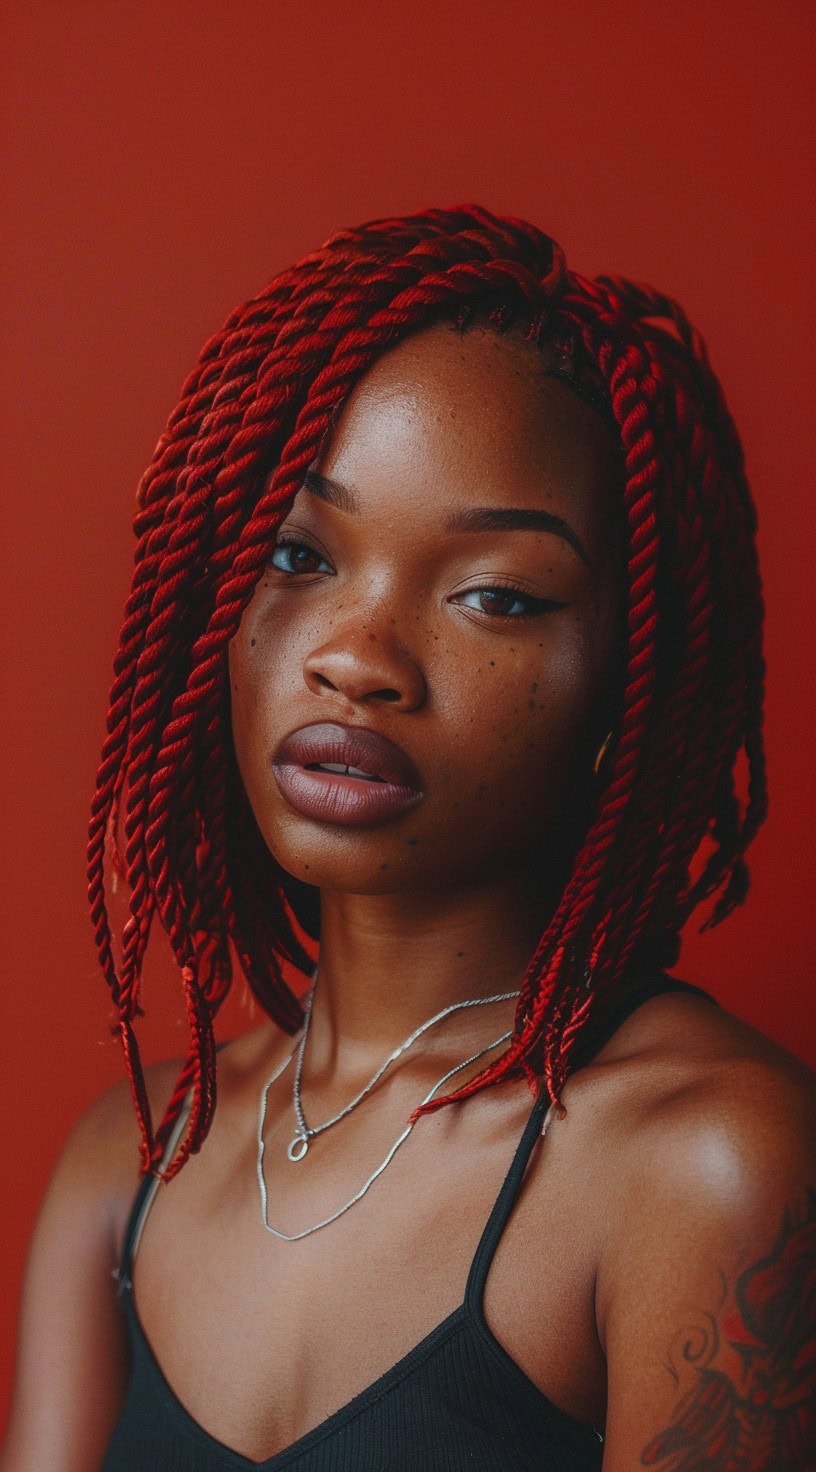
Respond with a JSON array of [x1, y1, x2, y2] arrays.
[[36, 1016, 289, 1266], [562, 983, 816, 1469], [2, 1028, 294, 1470], [592, 983, 815, 1201], [45, 1054, 185, 1263], [556, 980, 814, 1186], [1, 1056, 183, 1470], [578, 983, 816, 1274]]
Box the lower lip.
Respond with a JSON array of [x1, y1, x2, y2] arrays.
[[272, 764, 425, 827]]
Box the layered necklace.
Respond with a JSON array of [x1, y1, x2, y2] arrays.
[[256, 972, 519, 1241]]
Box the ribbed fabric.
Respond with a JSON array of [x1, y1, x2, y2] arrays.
[[102, 972, 714, 1471]]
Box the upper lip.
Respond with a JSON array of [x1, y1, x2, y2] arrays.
[[274, 722, 424, 790]]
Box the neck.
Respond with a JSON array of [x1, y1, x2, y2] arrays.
[[302, 865, 558, 1078]]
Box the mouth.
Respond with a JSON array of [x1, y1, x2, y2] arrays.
[[304, 762, 385, 783], [272, 722, 425, 827]]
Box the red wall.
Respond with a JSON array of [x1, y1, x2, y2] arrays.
[[2, 0, 814, 1427]]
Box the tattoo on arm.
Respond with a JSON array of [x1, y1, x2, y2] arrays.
[[639, 1187, 816, 1470]]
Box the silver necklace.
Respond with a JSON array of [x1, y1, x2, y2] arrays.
[[286, 978, 520, 1162], [256, 1022, 513, 1241]]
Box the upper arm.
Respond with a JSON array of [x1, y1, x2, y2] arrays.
[[596, 1057, 816, 1472], [1, 1079, 146, 1472]]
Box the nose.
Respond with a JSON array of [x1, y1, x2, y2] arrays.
[[302, 615, 427, 710]]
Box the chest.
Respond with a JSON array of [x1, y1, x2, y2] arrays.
[[130, 1084, 608, 1463]]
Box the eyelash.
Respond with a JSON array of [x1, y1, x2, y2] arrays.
[[269, 537, 564, 621]]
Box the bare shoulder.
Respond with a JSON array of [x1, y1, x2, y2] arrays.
[[52, 1053, 185, 1258], [569, 985, 816, 1470], [41, 1016, 290, 1269], [593, 984, 815, 1187], [1, 1055, 185, 1471], [582, 985, 816, 1280]]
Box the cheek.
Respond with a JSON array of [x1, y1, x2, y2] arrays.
[[453, 623, 600, 764], [228, 629, 273, 789], [439, 620, 609, 849]]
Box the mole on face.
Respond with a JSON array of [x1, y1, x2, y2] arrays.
[[229, 322, 623, 897]]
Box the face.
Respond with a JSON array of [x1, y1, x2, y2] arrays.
[[229, 323, 625, 904]]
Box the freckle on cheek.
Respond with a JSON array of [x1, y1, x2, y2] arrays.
[[251, 638, 256, 647]]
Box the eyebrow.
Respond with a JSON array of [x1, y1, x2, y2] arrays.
[[302, 469, 591, 567]]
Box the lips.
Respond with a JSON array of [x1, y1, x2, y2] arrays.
[[272, 722, 425, 827], [275, 723, 422, 788]]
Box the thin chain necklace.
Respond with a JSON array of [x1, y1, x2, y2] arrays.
[[286, 975, 519, 1163], [256, 1022, 514, 1241]]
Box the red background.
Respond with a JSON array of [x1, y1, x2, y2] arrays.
[[2, 0, 814, 1429]]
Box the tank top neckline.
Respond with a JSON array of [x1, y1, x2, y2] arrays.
[[119, 1086, 561, 1470], [113, 970, 715, 1470]]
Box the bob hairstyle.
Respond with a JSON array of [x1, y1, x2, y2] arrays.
[[88, 204, 767, 1179]]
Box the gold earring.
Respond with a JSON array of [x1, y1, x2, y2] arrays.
[[593, 729, 614, 776]]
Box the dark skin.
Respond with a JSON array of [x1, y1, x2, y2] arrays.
[[3, 325, 815, 1472], [230, 323, 624, 1055]]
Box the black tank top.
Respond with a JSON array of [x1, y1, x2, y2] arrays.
[[101, 971, 714, 1471]]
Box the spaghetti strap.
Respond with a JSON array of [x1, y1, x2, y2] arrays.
[[114, 1035, 242, 1287], [115, 1092, 193, 1289], [103, 972, 715, 1470], [465, 1087, 550, 1312], [464, 970, 717, 1314]]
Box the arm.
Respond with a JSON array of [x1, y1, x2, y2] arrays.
[[597, 1056, 816, 1471], [0, 1069, 172, 1472]]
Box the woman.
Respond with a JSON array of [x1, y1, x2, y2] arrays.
[[3, 206, 814, 1471]]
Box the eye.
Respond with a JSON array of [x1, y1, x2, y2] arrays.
[[268, 537, 332, 576], [453, 583, 567, 619]]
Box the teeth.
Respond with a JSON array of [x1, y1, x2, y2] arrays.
[[311, 762, 383, 782]]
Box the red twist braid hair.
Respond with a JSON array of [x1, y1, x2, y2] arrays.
[[87, 204, 767, 1179]]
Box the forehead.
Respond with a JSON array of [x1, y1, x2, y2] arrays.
[[317, 323, 623, 545]]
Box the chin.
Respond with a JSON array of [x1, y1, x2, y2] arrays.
[[265, 819, 418, 895]]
